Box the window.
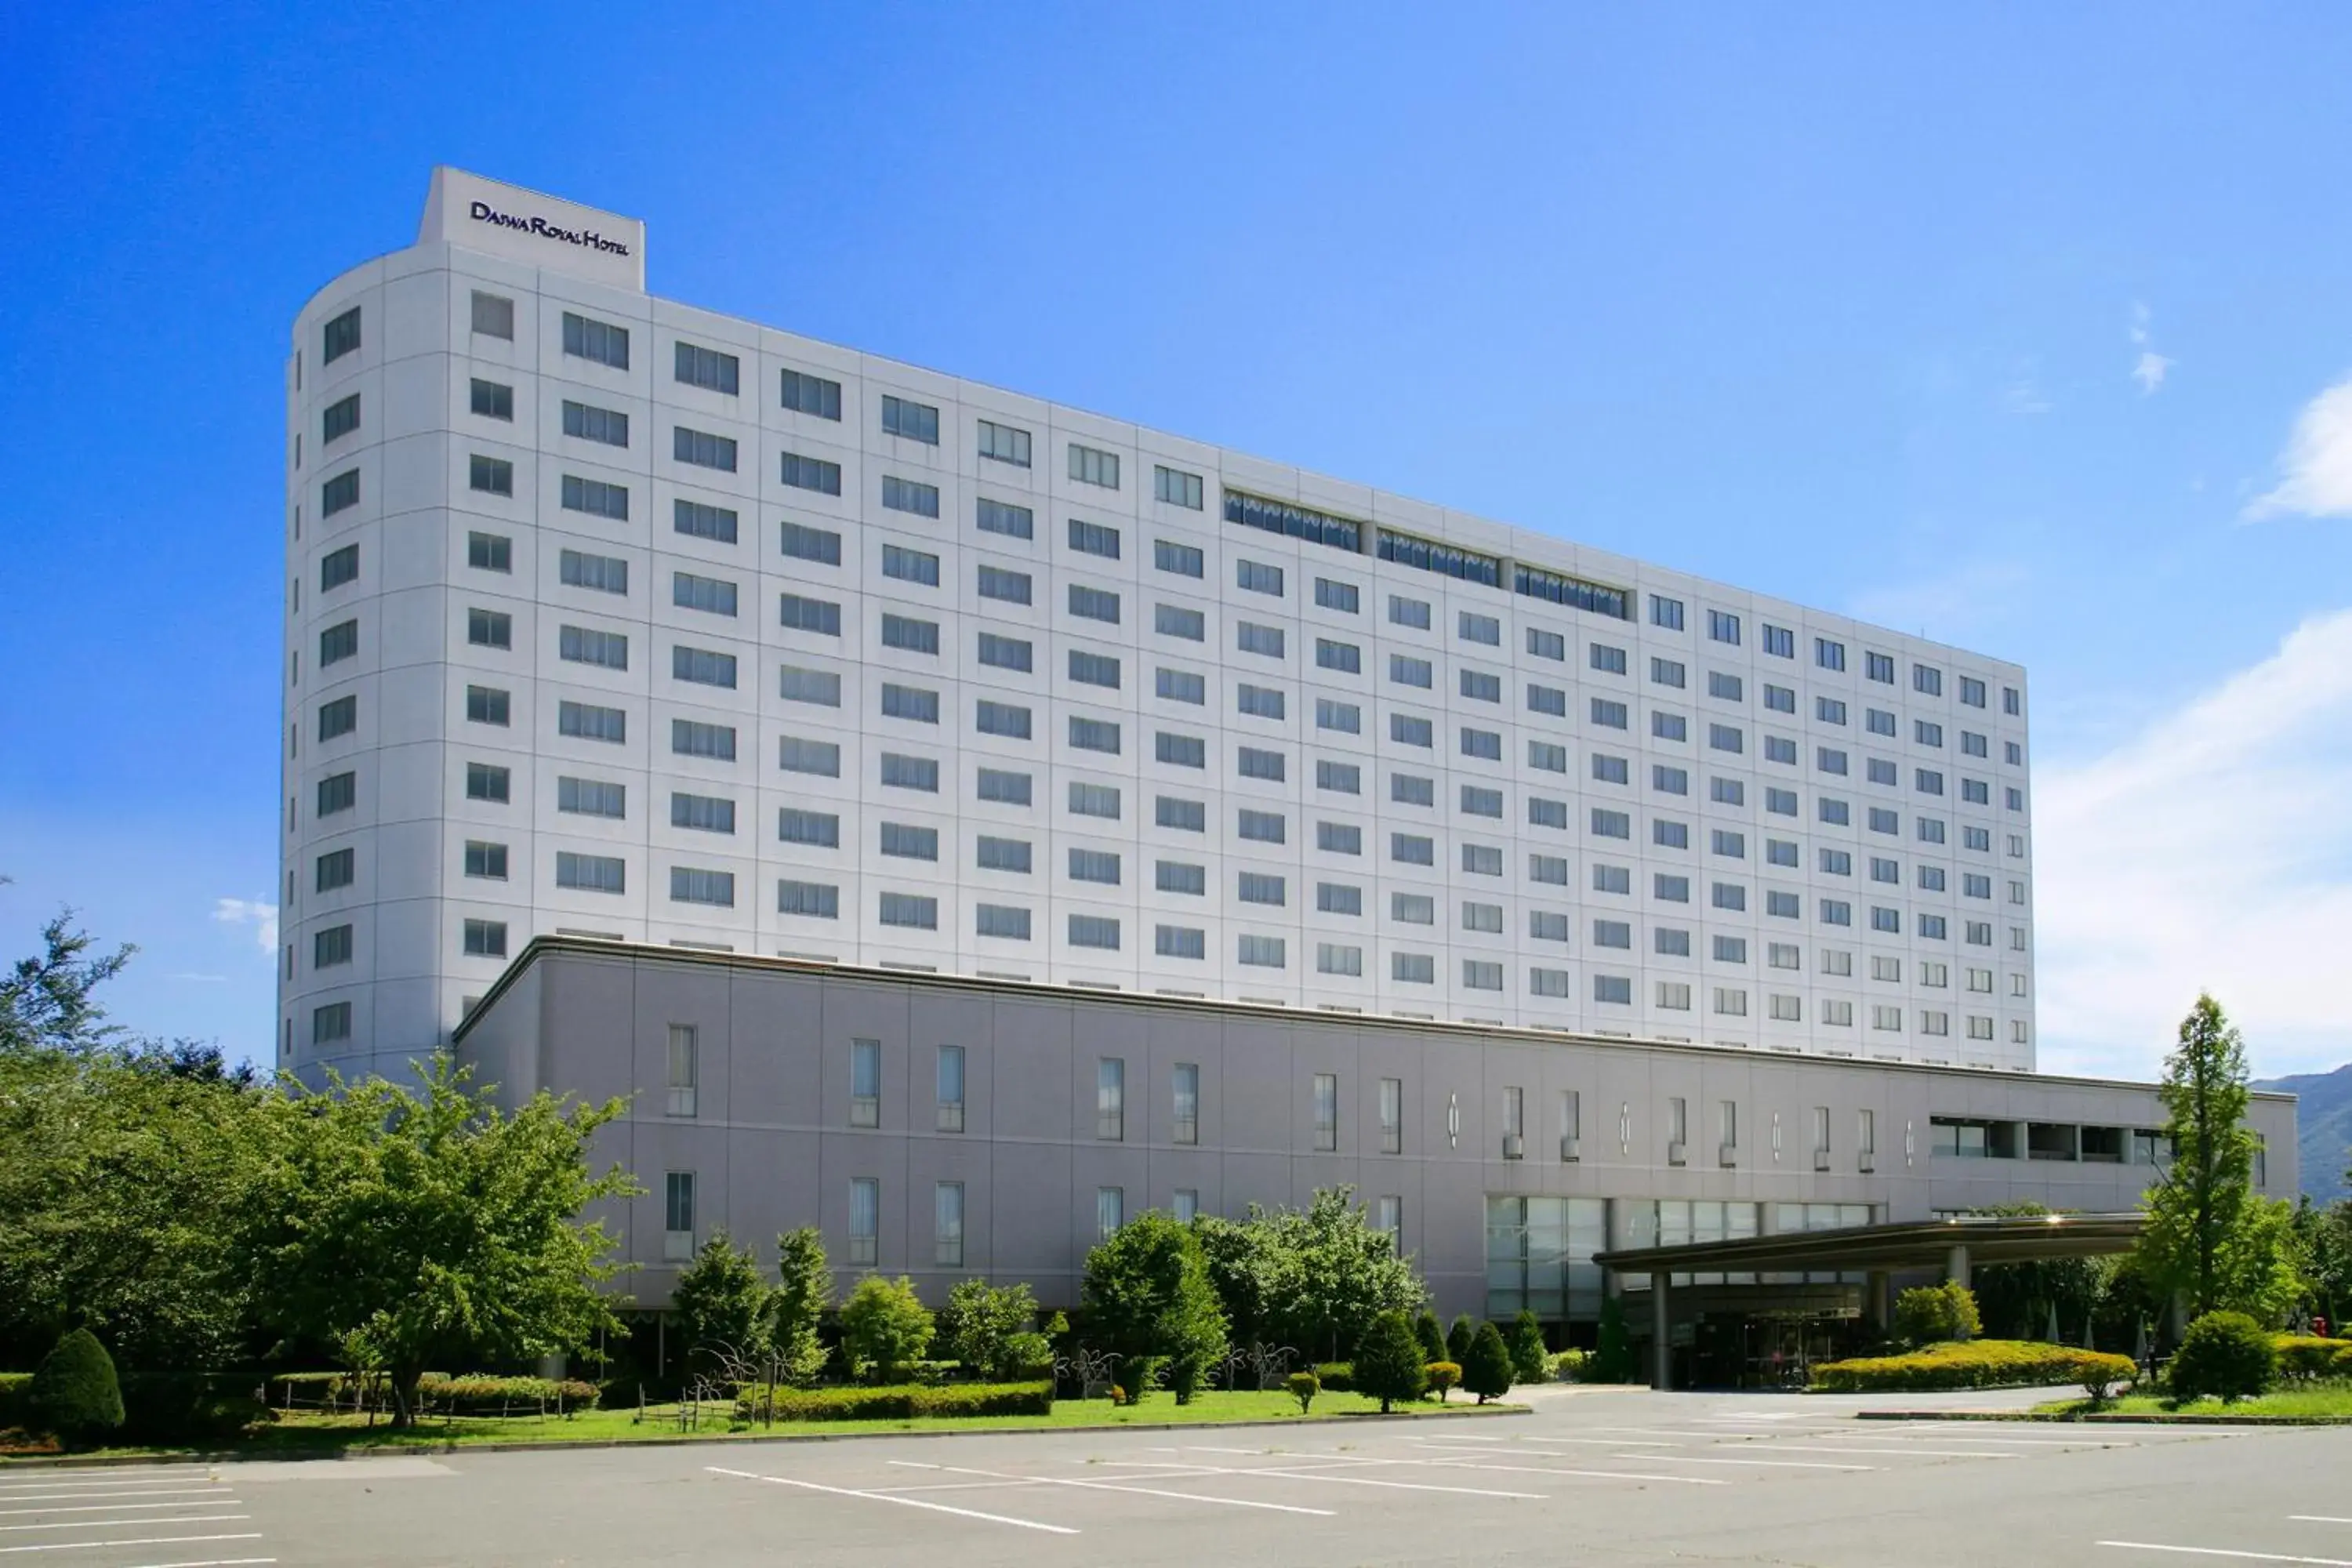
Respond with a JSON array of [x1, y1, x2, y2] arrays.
[[561, 311, 628, 369], [779, 452, 842, 495], [1653, 713, 1686, 742], [976, 497, 1033, 539], [470, 290, 514, 339], [778, 880, 839, 917], [321, 305, 361, 364], [1156, 923, 1206, 957], [1067, 717, 1120, 754], [933, 1181, 965, 1268], [1153, 538, 1204, 578], [975, 834, 1032, 873], [673, 426, 737, 471], [975, 699, 1032, 739], [1240, 934, 1287, 968], [318, 619, 359, 668], [978, 419, 1030, 466], [1391, 832, 1436, 865], [1069, 848, 1122, 886], [554, 851, 626, 894], [779, 808, 839, 848], [557, 776, 626, 818], [1459, 611, 1501, 646], [879, 475, 939, 517], [673, 644, 737, 688], [313, 924, 354, 969], [1170, 1063, 1201, 1144], [318, 694, 358, 742], [1651, 656, 1686, 689], [879, 822, 939, 862], [882, 614, 941, 657], [780, 368, 842, 419], [1709, 671, 1744, 702], [321, 470, 359, 517], [1709, 724, 1744, 754], [317, 771, 357, 818], [1393, 953, 1436, 984], [1238, 808, 1285, 844], [561, 400, 630, 447], [1650, 594, 1685, 631], [1157, 667, 1206, 705], [1236, 622, 1284, 659], [561, 549, 630, 595], [466, 453, 514, 496], [560, 474, 629, 519], [1388, 593, 1432, 630], [321, 543, 361, 591], [673, 571, 739, 618], [1590, 808, 1631, 840], [1915, 663, 1944, 697], [1461, 669, 1502, 702], [557, 699, 624, 743], [321, 392, 360, 444], [848, 1177, 878, 1265], [1816, 637, 1846, 672], [1392, 713, 1434, 747], [779, 594, 841, 637], [1069, 914, 1120, 950], [1069, 442, 1120, 488], [466, 761, 510, 801], [1316, 698, 1361, 735], [1237, 746, 1285, 782], [1068, 583, 1120, 622], [1316, 577, 1359, 614], [310, 1001, 351, 1045], [1236, 558, 1284, 596], [880, 891, 938, 929], [1916, 720, 1944, 747], [1318, 880, 1363, 913], [1156, 604, 1206, 641], [779, 666, 841, 709], [1154, 464, 1203, 508], [1591, 697, 1628, 729]]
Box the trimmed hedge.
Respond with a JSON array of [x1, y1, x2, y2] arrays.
[[1312, 1362, 1353, 1393], [2274, 1337, 2349, 1381], [261, 1373, 599, 1415], [1811, 1340, 2137, 1393], [735, 1381, 1053, 1423]]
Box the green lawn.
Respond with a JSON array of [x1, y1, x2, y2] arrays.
[[4, 1388, 1515, 1461], [2031, 1386, 2352, 1419]]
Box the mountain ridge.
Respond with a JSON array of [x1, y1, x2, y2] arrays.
[[2254, 1062, 2352, 1205]]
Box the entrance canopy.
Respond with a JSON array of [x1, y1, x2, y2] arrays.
[[1595, 1211, 2144, 1278]]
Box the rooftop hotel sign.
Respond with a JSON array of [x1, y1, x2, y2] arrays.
[[419, 167, 646, 291]]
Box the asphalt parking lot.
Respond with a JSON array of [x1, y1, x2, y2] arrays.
[[5, 1388, 2347, 1567]]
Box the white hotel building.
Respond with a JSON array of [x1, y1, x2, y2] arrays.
[[279, 170, 2037, 1087]]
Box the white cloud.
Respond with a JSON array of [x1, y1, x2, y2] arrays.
[[2132, 350, 2172, 394], [2245, 374, 2352, 520], [210, 897, 278, 953], [2035, 609, 2352, 1080]]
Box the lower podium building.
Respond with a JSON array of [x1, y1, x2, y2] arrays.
[[456, 937, 2298, 1384]]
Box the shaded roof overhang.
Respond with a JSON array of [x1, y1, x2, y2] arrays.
[[1594, 1212, 2145, 1276]]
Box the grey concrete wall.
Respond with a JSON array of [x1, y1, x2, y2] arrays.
[[456, 941, 2296, 1322]]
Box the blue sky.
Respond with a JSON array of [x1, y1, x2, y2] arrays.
[[4, 3, 2350, 1080]]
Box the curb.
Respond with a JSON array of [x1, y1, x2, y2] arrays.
[[0, 1401, 1529, 1470], [1857, 1409, 2352, 1427]]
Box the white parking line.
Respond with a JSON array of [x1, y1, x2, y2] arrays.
[[0, 1491, 227, 1504], [706, 1466, 1078, 1536], [1142, 1455, 1542, 1500], [1608, 1453, 1878, 1471], [2292, 1520, 2352, 1526], [0, 1478, 219, 1492], [114, 1560, 274, 1568], [0, 1535, 263, 1558], [1412, 1436, 1679, 1450], [891, 1461, 1337, 1516], [1761, 1443, 2020, 1459], [1360, 1455, 1728, 1487], [2098, 1545, 2352, 1566], [0, 1504, 241, 1519], [0, 1517, 248, 1535]]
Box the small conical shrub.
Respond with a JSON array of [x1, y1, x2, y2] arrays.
[[1509, 1310, 1551, 1384], [1414, 1310, 1446, 1365], [1446, 1312, 1476, 1366], [1352, 1311, 1428, 1414], [1464, 1320, 1516, 1403], [31, 1329, 124, 1446]]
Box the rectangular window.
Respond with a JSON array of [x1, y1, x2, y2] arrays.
[[321, 392, 360, 444], [561, 311, 628, 369], [1388, 594, 1432, 630], [673, 645, 737, 688], [1316, 577, 1359, 613], [557, 776, 627, 818], [562, 399, 630, 448], [848, 1177, 877, 1266], [779, 808, 839, 848], [1069, 913, 1120, 950], [1154, 464, 1204, 508], [677, 500, 739, 544], [1650, 594, 1685, 630], [976, 497, 1034, 539], [1153, 538, 1204, 579], [1236, 558, 1284, 596], [673, 340, 740, 395], [975, 834, 1031, 872], [554, 851, 626, 894], [673, 571, 738, 618], [321, 469, 359, 517], [1069, 442, 1120, 488], [778, 880, 839, 917], [317, 694, 358, 742], [976, 565, 1032, 608], [880, 891, 938, 930], [1816, 637, 1846, 672], [673, 425, 737, 472], [466, 761, 510, 801], [467, 453, 514, 495], [881, 475, 940, 517], [559, 474, 629, 519], [321, 305, 361, 363], [557, 699, 625, 743], [934, 1181, 965, 1267], [321, 543, 361, 590], [779, 452, 842, 495], [780, 368, 842, 419], [978, 419, 1031, 466], [880, 394, 939, 444], [310, 1001, 352, 1044], [470, 290, 514, 339], [881, 614, 941, 657], [778, 594, 841, 637], [1068, 584, 1120, 623]]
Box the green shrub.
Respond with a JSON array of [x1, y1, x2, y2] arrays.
[[1464, 1321, 1515, 1403], [1287, 1370, 1319, 1414], [1414, 1311, 1446, 1365], [734, 1381, 1053, 1422], [2334, 1345, 2352, 1379], [1425, 1360, 1461, 1401], [418, 1374, 601, 1415], [30, 1330, 125, 1444], [1509, 1311, 1551, 1384], [1592, 1296, 1636, 1384], [2170, 1312, 2275, 1403], [1552, 1348, 1590, 1383], [1123, 1356, 1166, 1405], [2273, 1336, 2346, 1381], [840, 1276, 936, 1382], [0, 1373, 34, 1434], [1352, 1311, 1428, 1413], [117, 1373, 268, 1443], [938, 1279, 1041, 1382], [1446, 1314, 1476, 1366], [1809, 1340, 2138, 1393], [1894, 1283, 1982, 1346], [1312, 1361, 1354, 1393]]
